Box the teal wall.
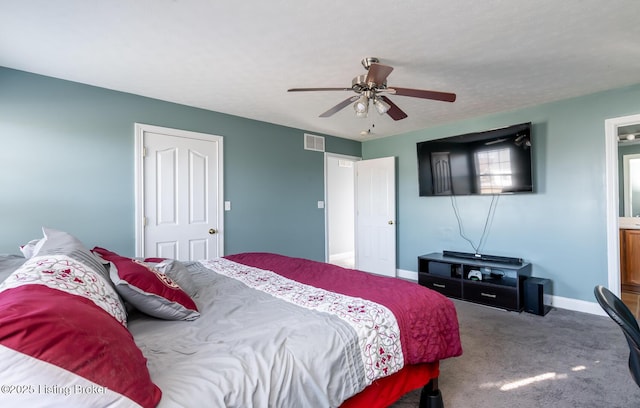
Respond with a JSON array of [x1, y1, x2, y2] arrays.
[[4, 65, 640, 303], [0, 67, 360, 260], [363, 83, 640, 302]]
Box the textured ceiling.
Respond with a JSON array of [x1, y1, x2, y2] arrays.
[[1, 0, 640, 140]]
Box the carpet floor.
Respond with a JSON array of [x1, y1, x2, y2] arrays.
[[390, 299, 640, 408]]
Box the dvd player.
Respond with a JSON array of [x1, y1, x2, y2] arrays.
[[442, 250, 523, 265]]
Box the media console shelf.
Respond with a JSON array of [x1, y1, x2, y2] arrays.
[[418, 252, 532, 311]]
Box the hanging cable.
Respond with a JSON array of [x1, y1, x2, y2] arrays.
[[450, 196, 478, 253], [450, 195, 499, 255], [477, 195, 499, 254]]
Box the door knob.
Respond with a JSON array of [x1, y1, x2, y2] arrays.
[[388, 220, 394, 225], [208, 228, 217, 235]]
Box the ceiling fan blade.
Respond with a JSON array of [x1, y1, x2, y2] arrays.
[[366, 63, 394, 86], [390, 87, 456, 102], [319, 96, 359, 117], [380, 96, 408, 121], [288, 87, 352, 92]]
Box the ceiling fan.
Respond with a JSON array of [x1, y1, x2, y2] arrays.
[[287, 57, 456, 121]]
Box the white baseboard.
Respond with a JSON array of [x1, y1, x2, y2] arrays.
[[397, 268, 418, 281], [546, 294, 606, 316], [395, 269, 606, 317]]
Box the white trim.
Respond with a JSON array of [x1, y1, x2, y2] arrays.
[[134, 123, 224, 258], [134, 125, 145, 257], [397, 268, 418, 281], [547, 295, 607, 316], [605, 113, 640, 296]]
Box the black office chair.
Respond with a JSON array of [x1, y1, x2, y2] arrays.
[[594, 285, 640, 387]]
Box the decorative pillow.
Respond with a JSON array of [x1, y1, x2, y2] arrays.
[[93, 247, 200, 321], [20, 227, 113, 286], [0, 284, 162, 407], [19, 239, 39, 258], [2, 254, 127, 326], [150, 259, 199, 298]]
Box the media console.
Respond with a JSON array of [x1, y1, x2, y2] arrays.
[[418, 252, 532, 311]]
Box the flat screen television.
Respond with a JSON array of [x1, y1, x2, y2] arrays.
[[417, 122, 533, 196]]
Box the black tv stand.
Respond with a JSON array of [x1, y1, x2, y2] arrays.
[[442, 250, 523, 265], [418, 252, 532, 311]]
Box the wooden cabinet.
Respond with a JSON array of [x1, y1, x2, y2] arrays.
[[620, 229, 640, 293], [418, 253, 532, 312]]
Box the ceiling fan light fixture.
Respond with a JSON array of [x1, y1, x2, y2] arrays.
[[288, 57, 456, 122], [353, 95, 369, 117], [373, 97, 391, 115], [618, 133, 639, 142]]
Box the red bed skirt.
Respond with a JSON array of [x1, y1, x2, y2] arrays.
[[340, 362, 440, 408]]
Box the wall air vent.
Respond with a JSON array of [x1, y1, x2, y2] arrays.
[[304, 133, 325, 152]]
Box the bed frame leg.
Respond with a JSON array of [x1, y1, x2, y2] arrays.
[[419, 378, 444, 408]]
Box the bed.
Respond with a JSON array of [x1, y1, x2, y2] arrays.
[[0, 228, 462, 408]]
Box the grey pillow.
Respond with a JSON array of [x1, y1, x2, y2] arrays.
[[28, 227, 112, 284], [0, 254, 26, 283], [155, 260, 199, 298]]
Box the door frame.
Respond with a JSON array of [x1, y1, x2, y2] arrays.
[[134, 123, 224, 258], [605, 113, 640, 296]]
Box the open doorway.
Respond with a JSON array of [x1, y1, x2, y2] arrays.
[[605, 114, 640, 318], [325, 153, 359, 268], [621, 153, 640, 218], [615, 119, 640, 317]]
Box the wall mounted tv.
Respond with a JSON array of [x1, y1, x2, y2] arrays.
[[417, 122, 533, 196]]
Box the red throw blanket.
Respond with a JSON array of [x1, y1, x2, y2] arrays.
[[225, 252, 462, 364]]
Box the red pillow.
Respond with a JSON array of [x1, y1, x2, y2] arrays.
[[0, 284, 161, 407], [92, 247, 199, 320]]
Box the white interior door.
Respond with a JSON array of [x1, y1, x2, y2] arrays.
[[355, 156, 396, 277], [135, 124, 223, 261]]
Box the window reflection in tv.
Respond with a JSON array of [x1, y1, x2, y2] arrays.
[[417, 122, 533, 196]]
